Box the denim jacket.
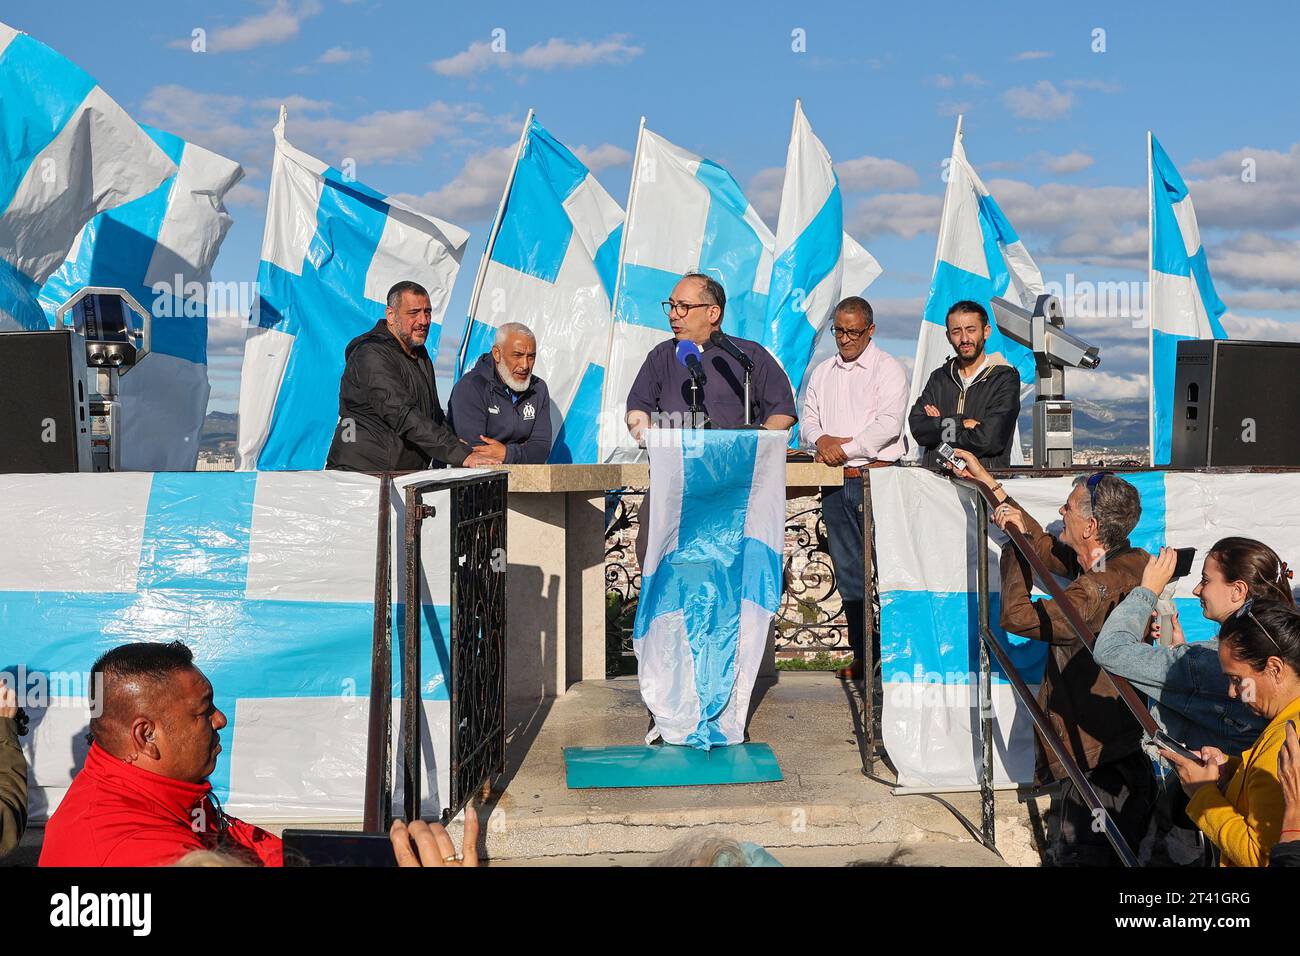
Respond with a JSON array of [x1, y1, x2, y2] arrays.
[[1093, 586, 1266, 759]]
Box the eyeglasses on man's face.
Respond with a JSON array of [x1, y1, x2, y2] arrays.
[[661, 300, 714, 318], [832, 326, 869, 340]]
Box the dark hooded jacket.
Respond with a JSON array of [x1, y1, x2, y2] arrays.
[[908, 352, 1021, 469], [325, 320, 468, 472]]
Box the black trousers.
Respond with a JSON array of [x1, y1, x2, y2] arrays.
[[1043, 749, 1157, 867]]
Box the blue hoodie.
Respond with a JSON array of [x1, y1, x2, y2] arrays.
[[1093, 586, 1266, 760], [447, 353, 553, 464]]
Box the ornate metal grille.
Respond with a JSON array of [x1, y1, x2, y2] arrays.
[[446, 473, 508, 821]]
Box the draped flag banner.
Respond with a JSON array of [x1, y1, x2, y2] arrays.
[[237, 110, 469, 471], [600, 125, 776, 462], [456, 112, 624, 464], [39, 126, 243, 471], [872, 466, 1300, 787], [2, 469, 473, 822], [907, 118, 1043, 462], [0, 21, 175, 331], [634, 429, 785, 748], [1148, 133, 1229, 466], [763, 100, 882, 446]]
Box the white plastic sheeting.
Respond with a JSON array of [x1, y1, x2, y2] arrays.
[[1, 468, 484, 823]]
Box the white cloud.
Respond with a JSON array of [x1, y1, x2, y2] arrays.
[[929, 74, 955, 89], [836, 156, 920, 191], [573, 143, 632, 173], [848, 193, 942, 241], [173, 0, 322, 54], [1178, 143, 1300, 233], [431, 35, 642, 77], [1205, 234, 1300, 291], [1012, 50, 1053, 61], [317, 46, 370, 65], [224, 182, 268, 208], [391, 144, 517, 222], [1065, 78, 1123, 94], [1066, 370, 1148, 401], [1222, 312, 1300, 341], [142, 84, 501, 169], [747, 156, 919, 222], [1044, 150, 1094, 175], [1003, 80, 1073, 120]]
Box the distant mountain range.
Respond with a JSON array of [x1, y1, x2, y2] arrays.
[[200, 411, 238, 457], [202, 400, 1152, 460]]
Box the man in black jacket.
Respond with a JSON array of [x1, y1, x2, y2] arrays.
[[326, 281, 495, 472], [908, 300, 1022, 469]]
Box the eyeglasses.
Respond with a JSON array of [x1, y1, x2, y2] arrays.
[[1085, 471, 1114, 513], [1234, 598, 1286, 655], [661, 300, 714, 318], [832, 326, 869, 340]]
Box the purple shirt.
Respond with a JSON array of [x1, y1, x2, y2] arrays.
[[626, 336, 797, 428]]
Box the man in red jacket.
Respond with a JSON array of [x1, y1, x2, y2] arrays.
[[40, 641, 282, 867]]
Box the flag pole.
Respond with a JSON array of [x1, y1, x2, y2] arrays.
[[457, 108, 533, 378], [596, 116, 645, 462], [1146, 130, 1156, 463]]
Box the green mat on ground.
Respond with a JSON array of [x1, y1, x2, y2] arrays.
[[563, 742, 782, 789]]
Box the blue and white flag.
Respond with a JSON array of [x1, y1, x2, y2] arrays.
[[39, 126, 243, 471], [1148, 133, 1228, 466], [763, 101, 882, 441], [600, 125, 775, 462], [634, 429, 786, 748], [456, 113, 623, 464], [1, 468, 470, 821], [237, 110, 469, 471], [0, 20, 175, 331], [907, 119, 1042, 461]]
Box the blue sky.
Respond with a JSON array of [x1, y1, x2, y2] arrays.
[[12, 0, 1300, 417]]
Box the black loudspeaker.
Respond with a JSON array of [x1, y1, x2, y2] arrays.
[[0, 330, 92, 473], [1171, 339, 1300, 467]]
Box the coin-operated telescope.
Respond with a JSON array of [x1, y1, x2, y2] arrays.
[[989, 294, 1101, 468], [54, 287, 152, 472]]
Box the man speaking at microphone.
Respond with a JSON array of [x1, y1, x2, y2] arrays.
[[625, 272, 796, 566]]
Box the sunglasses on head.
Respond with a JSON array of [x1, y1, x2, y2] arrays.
[[1085, 471, 1114, 513], [1234, 598, 1285, 655]]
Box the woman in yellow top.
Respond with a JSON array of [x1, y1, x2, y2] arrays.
[[1162, 600, 1300, 866]]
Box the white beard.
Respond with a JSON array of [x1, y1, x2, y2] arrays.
[[497, 360, 531, 393]]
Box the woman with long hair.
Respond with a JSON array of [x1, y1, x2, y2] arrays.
[[1161, 600, 1300, 866], [1094, 537, 1290, 758]]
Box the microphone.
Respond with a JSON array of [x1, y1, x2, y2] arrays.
[[675, 339, 707, 385], [708, 330, 754, 371]]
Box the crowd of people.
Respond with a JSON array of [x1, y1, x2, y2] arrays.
[[5, 277, 1300, 868]]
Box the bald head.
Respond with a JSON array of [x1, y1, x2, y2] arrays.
[[89, 641, 227, 784]]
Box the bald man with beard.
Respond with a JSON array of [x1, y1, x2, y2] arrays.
[[40, 641, 282, 867]]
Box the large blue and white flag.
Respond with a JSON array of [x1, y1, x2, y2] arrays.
[[1, 468, 470, 821], [1149, 133, 1228, 466], [763, 101, 882, 441], [237, 110, 469, 471], [907, 119, 1042, 460], [600, 125, 775, 461], [634, 429, 786, 749], [39, 126, 243, 471], [456, 113, 623, 464], [0, 21, 175, 331]]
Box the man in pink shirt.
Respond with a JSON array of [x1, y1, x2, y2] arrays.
[[802, 297, 909, 682]]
